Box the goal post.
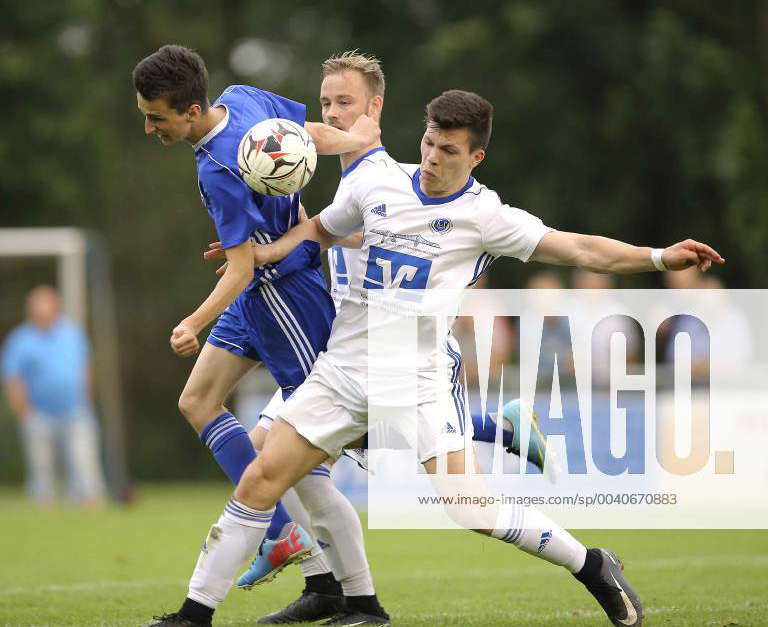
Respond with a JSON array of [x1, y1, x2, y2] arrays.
[[0, 228, 131, 502]]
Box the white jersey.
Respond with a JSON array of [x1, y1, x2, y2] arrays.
[[319, 159, 552, 371]]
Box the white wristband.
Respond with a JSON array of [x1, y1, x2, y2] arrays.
[[651, 248, 668, 271]]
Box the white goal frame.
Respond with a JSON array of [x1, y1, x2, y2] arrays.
[[0, 227, 131, 501]]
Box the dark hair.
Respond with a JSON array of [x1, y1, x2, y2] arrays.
[[425, 90, 493, 150], [132, 45, 209, 113]]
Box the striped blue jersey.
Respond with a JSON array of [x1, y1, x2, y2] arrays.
[[194, 85, 306, 251]]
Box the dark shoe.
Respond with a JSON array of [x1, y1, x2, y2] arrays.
[[146, 613, 211, 627], [577, 549, 643, 626], [323, 611, 391, 626], [257, 590, 346, 624]]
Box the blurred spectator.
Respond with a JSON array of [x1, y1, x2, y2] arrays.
[[699, 278, 751, 366], [571, 270, 641, 387], [692, 276, 751, 374], [663, 265, 703, 290], [659, 272, 750, 384], [452, 275, 516, 388], [525, 271, 573, 382], [1, 285, 105, 505]]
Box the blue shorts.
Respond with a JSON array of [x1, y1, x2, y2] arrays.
[[207, 268, 335, 398]]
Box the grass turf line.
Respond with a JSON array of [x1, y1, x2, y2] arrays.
[[0, 483, 766, 626]]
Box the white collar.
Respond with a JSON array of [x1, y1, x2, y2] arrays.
[[193, 104, 229, 151]]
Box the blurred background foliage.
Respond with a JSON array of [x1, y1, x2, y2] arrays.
[[1, 0, 765, 480]]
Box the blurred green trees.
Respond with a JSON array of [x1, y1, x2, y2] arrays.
[[1, 0, 765, 478]]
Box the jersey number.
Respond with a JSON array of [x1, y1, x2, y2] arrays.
[[330, 246, 349, 285], [363, 246, 432, 300]]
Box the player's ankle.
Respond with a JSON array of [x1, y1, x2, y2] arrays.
[[179, 597, 215, 624], [305, 572, 343, 596], [573, 548, 603, 583], [345, 594, 388, 618]]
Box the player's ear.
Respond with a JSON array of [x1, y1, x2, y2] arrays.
[[368, 95, 383, 120], [471, 148, 485, 169], [186, 103, 202, 122]]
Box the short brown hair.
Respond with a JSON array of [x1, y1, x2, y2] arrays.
[[425, 90, 493, 150], [321, 50, 385, 98], [133, 45, 209, 113]]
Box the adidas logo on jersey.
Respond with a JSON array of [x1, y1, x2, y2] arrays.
[[444, 422, 456, 434], [371, 203, 387, 217]]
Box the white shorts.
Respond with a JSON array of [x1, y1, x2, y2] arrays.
[[257, 386, 333, 475], [278, 352, 466, 463], [256, 387, 284, 432]]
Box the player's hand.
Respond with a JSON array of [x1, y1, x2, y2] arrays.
[[170, 323, 200, 358], [203, 243, 229, 276], [349, 114, 380, 147], [203, 241, 225, 262], [662, 239, 725, 272]]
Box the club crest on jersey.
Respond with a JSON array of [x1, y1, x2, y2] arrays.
[[429, 217, 453, 234], [371, 203, 387, 217]]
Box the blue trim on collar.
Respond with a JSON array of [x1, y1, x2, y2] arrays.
[[411, 170, 475, 205], [340, 146, 387, 178]]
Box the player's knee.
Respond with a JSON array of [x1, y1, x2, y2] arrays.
[[235, 459, 280, 509], [177, 389, 214, 430], [177, 391, 197, 422]]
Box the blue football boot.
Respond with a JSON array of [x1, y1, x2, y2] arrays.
[[237, 523, 313, 589], [500, 399, 561, 482]]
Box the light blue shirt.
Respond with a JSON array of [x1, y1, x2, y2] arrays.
[[1, 317, 90, 417]]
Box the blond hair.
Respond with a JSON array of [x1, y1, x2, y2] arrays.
[[321, 50, 385, 98]]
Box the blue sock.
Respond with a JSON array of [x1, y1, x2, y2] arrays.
[[265, 499, 292, 540], [200, 412, 256, 483], [471, 413, 513, 448], [200, 412, 292, 539]]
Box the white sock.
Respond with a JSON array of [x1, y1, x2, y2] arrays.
[[187, 498, 273, 609], [491, 504, 587, 573], [294, 468, 375, 596], [280, 485, 333, 577]]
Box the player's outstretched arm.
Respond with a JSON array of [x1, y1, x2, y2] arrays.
[[530, 231, 724, 274], [254, 216, 339, 267], [204, 229, 357, 277], [170, 241, 255, 357], [305, 114, 380, 155]]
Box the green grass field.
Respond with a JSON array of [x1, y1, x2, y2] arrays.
[[1, 483, 766, 627]]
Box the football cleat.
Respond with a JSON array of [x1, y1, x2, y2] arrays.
[[577, 548, 643, 626], [341, 447, 369, 472], [322, 611, 391, 626], [237, 523, 313, 589], [500, 399, 561, 482], [257, 590, 346, 624], [146, 613, 210, 627]]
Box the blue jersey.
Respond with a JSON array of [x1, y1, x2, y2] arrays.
[[195, 86, 334, 394], [194, 85, 307, 256]]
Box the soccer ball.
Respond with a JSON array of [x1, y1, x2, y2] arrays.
[[237, 118, 317, 196]]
